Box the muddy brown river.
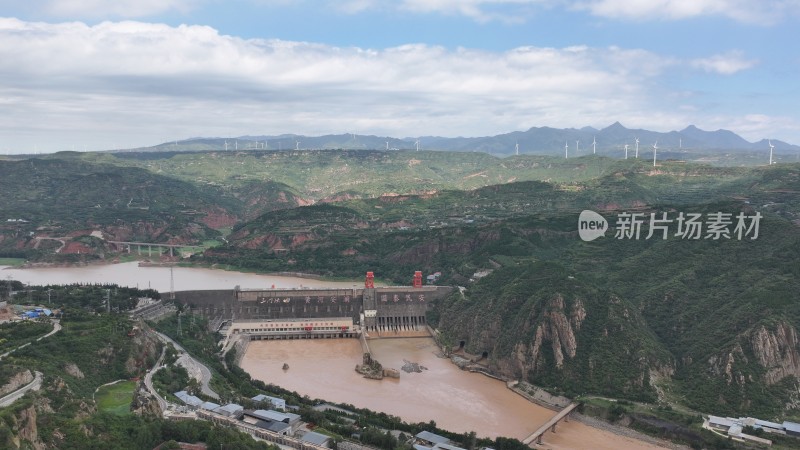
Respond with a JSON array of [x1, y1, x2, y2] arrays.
[[241, 337, 668, 449]]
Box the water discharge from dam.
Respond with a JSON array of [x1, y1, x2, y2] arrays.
[[241, 338, 667, 449]]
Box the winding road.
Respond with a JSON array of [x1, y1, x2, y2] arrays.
[[1, 320, 61, 361], [0, 371, 43, 408], [0, 320, 61, 408], [143, 345, 169, 413], [153, 331, 219, 400]]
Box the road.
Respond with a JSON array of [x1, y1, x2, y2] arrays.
[[143, 346, 169, 413], [37, 320, 61, 340], [153, 331, 219, 400], [1, 319, 61, 361], [33, 237, 66, 253], [0, 371, 43, 407]]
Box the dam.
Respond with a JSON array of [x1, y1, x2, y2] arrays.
[[172, 271, 452, 337]]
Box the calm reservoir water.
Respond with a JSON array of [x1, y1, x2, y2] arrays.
[[0, 262, 360, 292]]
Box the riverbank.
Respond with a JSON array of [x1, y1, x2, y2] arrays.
[[430, 333, 681, 449], [570, 413, 689, 450]]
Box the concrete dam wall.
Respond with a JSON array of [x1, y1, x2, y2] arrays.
[[173, 285, 452, 331]]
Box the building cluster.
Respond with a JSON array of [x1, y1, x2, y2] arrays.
[[20, 307, 53, 320], [412, 431, 468, 450], [171, 389, 484, 450], [707, 415, 800, 446], [173, 391, 331, 448], [425, 272, 441, 284]]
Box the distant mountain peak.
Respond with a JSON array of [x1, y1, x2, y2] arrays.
[[603, 121, 627, 131]]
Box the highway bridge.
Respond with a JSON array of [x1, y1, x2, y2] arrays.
[[108, 240, 205, 257], [522, 402, 579, 445]]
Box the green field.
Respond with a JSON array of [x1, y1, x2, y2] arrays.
[[95, 380, 136, 416], [0, 257, 25, 266]]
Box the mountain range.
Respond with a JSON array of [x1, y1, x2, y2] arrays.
[[136, 122, 800, 156]]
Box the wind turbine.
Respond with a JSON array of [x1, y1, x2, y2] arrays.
[[592, 136, 597, 154], [576, 140, 580, 154], [635, 137, 640, 158], [652, 141, 658, 167], [769, 140, 774, 165], [515, 141, 519, 156], [624, 144, 629, 160], [415, 140, 420, 151], [565, 141, 568, 159]]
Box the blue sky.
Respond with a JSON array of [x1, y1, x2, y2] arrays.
[[0, 0, 798, 153]]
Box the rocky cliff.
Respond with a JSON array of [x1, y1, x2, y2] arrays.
[[434, 262, 672, 401], [750, 321, 800, 385], [0, 370, 33, 397]]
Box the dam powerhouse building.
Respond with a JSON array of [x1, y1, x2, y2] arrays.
[[172, 271, 452, 339]]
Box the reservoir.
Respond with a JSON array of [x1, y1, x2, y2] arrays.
[[0, 262, 361, 292], [3, 262, 668, 449]]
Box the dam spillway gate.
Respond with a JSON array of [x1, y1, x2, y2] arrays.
[[171, 275, 452, 337]]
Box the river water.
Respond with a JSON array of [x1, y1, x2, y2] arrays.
[[3, 262, 667, 449], [241, 338, 668, 449], [0, 262, 361, 292]]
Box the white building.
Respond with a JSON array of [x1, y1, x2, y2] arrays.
[[252, 394, 286, 411]]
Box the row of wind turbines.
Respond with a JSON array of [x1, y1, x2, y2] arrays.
[[559, 136, 778, 167], [223, 139, 303, 151], [216, 134, 778, 165], [564, 136, 662, 165], [222, 134, 423, 152]]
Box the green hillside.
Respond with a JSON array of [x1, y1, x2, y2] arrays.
[[80, 150, 638, 200], [203, 163, 800, 418], [3, 149, 800, 421], [0, 158, 240, 259]]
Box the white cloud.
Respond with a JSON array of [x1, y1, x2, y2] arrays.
[[2, 0, 200, 19], [15, 0, 798, 24], [323, 0, 800, 24], [690, 51, 758, 75], [0, 18, 791, 152], [574, 0, 800, 24], [335, 0, 556, 23], [333, 0, 379, 14]]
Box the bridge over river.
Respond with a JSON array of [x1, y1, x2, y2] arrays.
[[522, 402, 579, 445], [108, 240, 204, 257]]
